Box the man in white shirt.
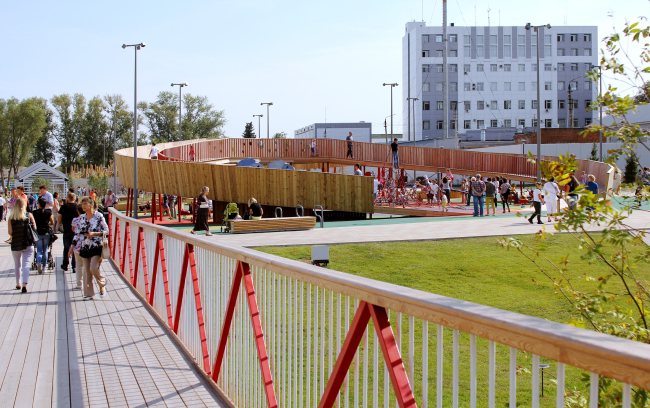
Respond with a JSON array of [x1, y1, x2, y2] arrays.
[[353, 164, 363, 176], [543, 177, 560, 222], [528, 183, 545, 224], [150, 142, 159, 159], [39, 186, 54, 209], [373, 174, 380, 200]]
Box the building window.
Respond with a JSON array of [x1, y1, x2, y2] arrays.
[[450, 64, 458, 72], [518, 44, 526, 56], [570, 81, 578, 90], [557, 81, 564, 91], [490, 64, 497, 72], [464, 64, 471, 72], [544, 64, 552, 71], [532, 63, 538, 71], [570, 63, 578, 71], [584, 34, 591, 41], [545, 119, 553, 128], [585, 100, 592, 108], [437, 101, 444, 110], [436, 120, 443, 129], [518, 100, 526, 109], [436, 82, 443, 91], [422, 35, 430, 43], [450, 120, 456, 130], [570, 34, 578, 41], [464, 120, 471, 129], [464, 35, 471, 43], [476, 45, 484, 57], [464, 46, 471, 57], [423, 82, 430, 92], [570, 48, 578, 56], [450, 101, 458, 110], [450, 82, 458, 91], [504, 119, 512, 127], [491, 119, 498, 127], [490, 44, 497, 56], [422, 50, 430, 57], [435, 50, 443, 57], [464, 82, 471, 91], [504, 45, 511, 57], [476, 82, 484, 91], [557, 48, 565, 56], [504, 100, 512, 109], [464, 101, 471, 111], [504, 82, 511, 91], [490, 35, 497, 45], [435, 34, 443, 43], [518, 119, 526, 127], [477, 34, 484, 44], [545, 82, 552, 90], [518, 82, 526, 91], [490, 100, 497, 110], [490, 82, 497, 91], [532, 119, 538, 128], [518, 34, 525, 44], [477, 101, 485, 110], [585, 118, 592, 126], [504, 34, 511, 45], [557, 34, 565, 41], [436, 64, 444, 72], [532, 43, 537, 57], [423, 120, 431, 130], [504, 64, 511, 71], [518, 64, 525, 72], [450, 49, 458, 57], [532, 81, 537, 89], [558, 100, 565, 109], [449, 34, 458, 42], [422, 64, 430, 73], [585, 81, 592, 90], [477, 120, 485, 129], [559, 118, 566, 127], [584, 63, 592, 71], [532, 100, 538, 109], [545, 34, 551, 44], [572, 118, 579, 127], [572, 99, 578, 109], [558, 63, 565, 71], [545, 45, 552, 55], [544, 100, 552, 109], [583, 48, 592, 56], [423, 101, 430, 110], [477, 64, 484, 72]]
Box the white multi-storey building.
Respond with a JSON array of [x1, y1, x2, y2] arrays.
[[402, 22, 598, 141]]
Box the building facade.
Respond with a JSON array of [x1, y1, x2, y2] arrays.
[[294, 122, 372, 142], [402, 22, 598, 141]]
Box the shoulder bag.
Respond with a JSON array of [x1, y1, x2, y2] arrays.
[[27, 219, 40, 244], [101, 232, 111, 259]]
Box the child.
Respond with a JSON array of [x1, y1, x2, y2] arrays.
[[528, 183, 545, 224], [440, 192, 448, 212]]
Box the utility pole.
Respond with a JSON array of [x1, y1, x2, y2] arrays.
[[384, 118, 388, 145], [261, 102, 273, 138], [253, 114, 263, 139], [454, 103, 459, 149], [383, 83, 398, 145], [407, 97, 419, 146], [112, 110, 117, 193], [443, 0, 449, 139], [568, 87, 574, 128]]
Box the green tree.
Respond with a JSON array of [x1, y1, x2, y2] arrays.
[[87, 174, 110, 194], [181, 94, 226, 139], [51, 93, 87, 169], [273, 132, 287, 139], [32, 175, 53, 192], [633, 81, 650, 103], [588, 142, 598, 161], [82, 96, 110, 167], [138, 91, 178, 143], [242, 122, 255, 138], [31, 106, 56, 166], [104, 94, 144, 150], [624, 154, 640, 184]]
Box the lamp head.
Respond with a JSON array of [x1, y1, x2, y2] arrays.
[[184, 82, 188, 86], [525, 23, 531, 30], [141, 42, 146, 48], [383, 83, 387, 86], [122, 44, 127, 49], [546, 24, 551, 29], [171, 83, 174, 87]]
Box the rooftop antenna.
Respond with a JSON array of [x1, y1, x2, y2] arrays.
[[422, 0, 424, 21], [487, 6, 491, 27]]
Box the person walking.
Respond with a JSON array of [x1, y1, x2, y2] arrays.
[[8, 197, 36, 292], [528, 183, 545, 224], [248, 198, 263, 220], [0, 194, 5, 222], [103, 190, 117, 207], [189, 145, 195, 161], [78, 197, 109, 300], [190, 186, 212, 236], [470, 176, 486, 217], [33, 198, 53, 274], [39, 185, 54, 209], [442, 177, 451, 204], [390, 138, 399, 168], [70, 204, 85, 290], [150, 142, 159, 160], [52, 192, 60, 232], [59, 193, 78, 273], [566, 174, 580, 210], [346, 132, 354, 159], [543, 177, 561, 222], [354, 164, 363, 176], [499, 178, 511, 213], [485, 177, 497, 215], [585, 174, 599, 211]]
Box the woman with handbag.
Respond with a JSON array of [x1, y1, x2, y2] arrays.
[[190, 186, 212, 236], [33, 198, 53, 274], [77, 197, 109, 300], [7, 197, 36, 292]]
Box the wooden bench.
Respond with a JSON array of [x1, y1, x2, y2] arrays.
[[227, 216, 317, 234]]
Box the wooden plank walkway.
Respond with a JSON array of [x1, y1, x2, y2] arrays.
[[0, 227, 228, 407]]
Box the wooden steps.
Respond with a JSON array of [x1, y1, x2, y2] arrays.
[[228, 216, 317, 233]]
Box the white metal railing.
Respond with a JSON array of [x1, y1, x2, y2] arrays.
[[108, 208, 646, 408]]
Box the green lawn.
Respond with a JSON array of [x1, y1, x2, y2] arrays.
[[255, 234, 649, 407]]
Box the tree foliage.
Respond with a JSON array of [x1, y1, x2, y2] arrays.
[[138, 91, 178, 143], [273, 132, 287, 139], [31, 107, 56, 166], [624, 154, 640, 184], [32, 175, 53, 192], [82, 96, 110, 167], [87, 174, 110, 194], [181, 94, 226, 139], [242, 122, 255, 138], [51, 93, 86, 169]]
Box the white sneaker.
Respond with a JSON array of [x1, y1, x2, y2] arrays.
[[83, 296, 94, 301]]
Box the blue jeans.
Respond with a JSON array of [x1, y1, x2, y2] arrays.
[[473, 194, 485, 216], [392, 151, 399, 168], [36, 233, 50, 267]]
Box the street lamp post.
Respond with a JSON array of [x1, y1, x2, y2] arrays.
[[253, 114, 263, 139], [171, 83, 188, 141], [406, 97, 418, 147], [525, 23, 551, 182], [383, 83, 398, 143], [122, 42, 145, 218], [110, 109, 117, 193], [592, 65, 603, 161], [261, 103, 273, 138]]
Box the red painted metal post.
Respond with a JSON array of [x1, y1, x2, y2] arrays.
[[151, 192, 156, 224], [111, 217, 119, 260], [121, 222, 129, 273], [212, 263, 243, 381], [132, 227, 150, 299], [150, 233, 173, 327], [126, 223, 133, 281], [115, 219, 122, 269], [133, 226, 142, 287], [158, 193, 163, 221], [178, 196, 182, 223], [186, 244, 211, 375], [173, 244, 190, 334]]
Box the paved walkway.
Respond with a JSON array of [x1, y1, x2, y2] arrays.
[[0, 223, 227, 407]]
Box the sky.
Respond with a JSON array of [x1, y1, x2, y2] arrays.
[[0, 0, 647, 140]]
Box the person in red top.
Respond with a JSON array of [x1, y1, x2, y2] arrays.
[[189, 145, 195, 161]]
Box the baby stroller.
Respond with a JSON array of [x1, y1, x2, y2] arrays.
[[222, 202, 240, 232], [31, 232, 57, 274]]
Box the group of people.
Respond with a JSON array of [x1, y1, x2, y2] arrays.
[[527, 173, 600, 224], [462, 175, 514, 217]]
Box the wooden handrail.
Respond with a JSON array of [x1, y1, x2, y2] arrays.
[[109, 208, 650, 390]]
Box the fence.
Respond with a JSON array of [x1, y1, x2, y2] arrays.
[[108, 208, 648, 408]]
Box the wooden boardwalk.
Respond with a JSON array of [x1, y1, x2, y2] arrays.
[[0, 228, 228, 407]]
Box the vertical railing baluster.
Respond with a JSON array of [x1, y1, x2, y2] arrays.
[[510, 347, 517, 408], [337, 292, 342, 408], [329, 290, 334, 392], [363, 325, 369, 408], [397, 312, 402, 408], [489, 340, 495, 408], [345, 296, 350, 408], [437, 324, 443, 408], [321, 287, 326, 397], [556, 362, 564, 408], [307, 284, 311, 408], [423, 321, 428, 408], [622, 383, 631, 408], [589, 372, 598, 408], [314, 286, 319, 407], [300, 281, 305, 408], [373, 330, 378, 408], [532, 355, 540, 408], [453, 329, 459, 408], [354, 300, 360, 408], [409, 316, 415, 388]]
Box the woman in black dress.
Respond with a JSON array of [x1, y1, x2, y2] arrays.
[[191, 186, 212, 236]]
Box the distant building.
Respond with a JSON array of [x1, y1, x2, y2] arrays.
[[403, 22, 598, 141], [372, 133, 403, 144], [294, 122, 372, 142]]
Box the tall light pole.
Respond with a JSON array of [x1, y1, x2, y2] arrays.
[[443, 0, 449, 139], [591, 65, 603, 161], [261, 103, 273, 138], [253, 114, 263, 139], [525, 23, 550, 182], [406, 97, 418, 146], [109, 109, 117, 193], [171, 82, 188, 141], [122, 42, 145, 218], [383, 83, 398, 144]]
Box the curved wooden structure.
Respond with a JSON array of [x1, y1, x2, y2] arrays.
[[114, 138, 612, 213]]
